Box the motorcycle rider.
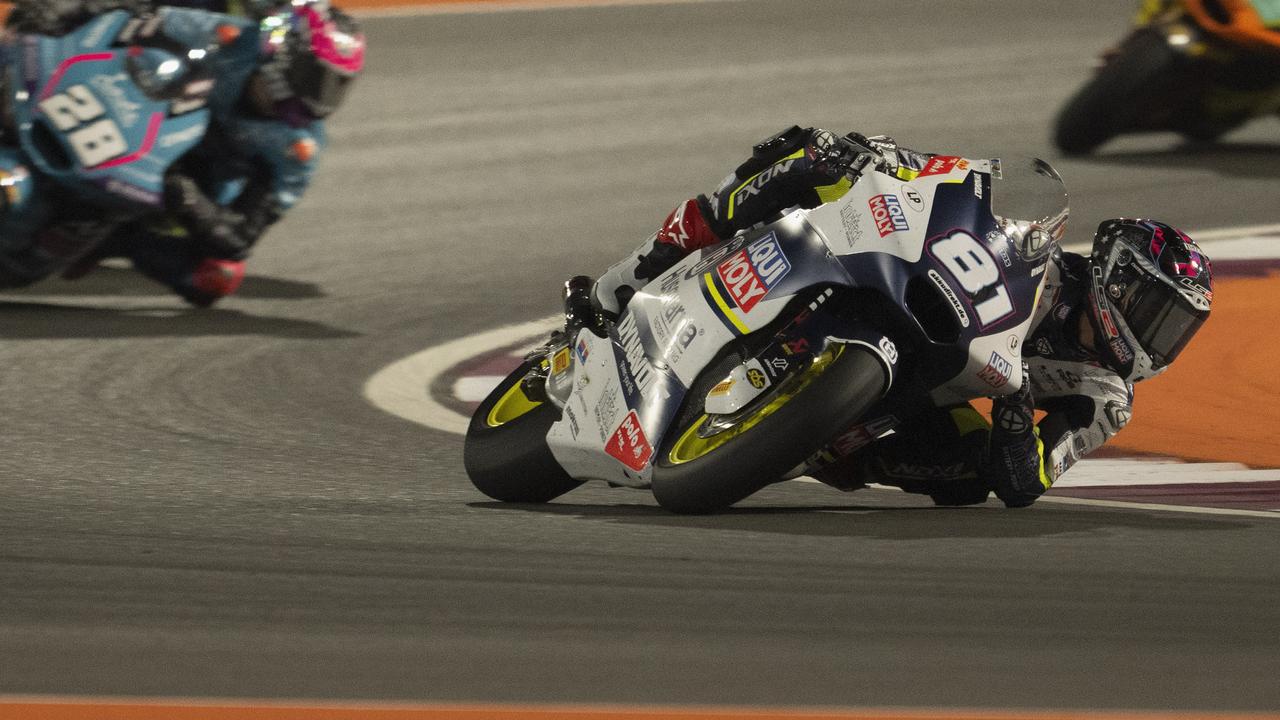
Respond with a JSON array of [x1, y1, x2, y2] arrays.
[[3, 0, 366, 306], [589, 126, 1214, 508]]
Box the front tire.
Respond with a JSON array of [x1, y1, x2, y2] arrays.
[[464, 360, 584, 503], [650, 345, 889, 514]]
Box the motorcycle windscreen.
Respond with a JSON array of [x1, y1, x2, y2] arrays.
[[988, 157, 1068, 261]]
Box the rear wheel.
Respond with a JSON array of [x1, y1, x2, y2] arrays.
[[463, 360, 584, 503], [650, 344, 889, 514], [1053, 30, 1183, 155]]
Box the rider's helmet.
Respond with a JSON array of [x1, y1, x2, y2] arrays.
[[1085, 219, 1213, 382], [253, 1, 367, 120]]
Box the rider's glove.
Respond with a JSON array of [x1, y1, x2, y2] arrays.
[[985, 364, 1048, 508]]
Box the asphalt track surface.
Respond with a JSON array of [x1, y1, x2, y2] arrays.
[[2, 0, 1280, 713]]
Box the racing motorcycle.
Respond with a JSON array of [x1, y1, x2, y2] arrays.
[[1054, 0, 1280, 155], [464, 154, 1069, 514], [0, 7, 264, 283]]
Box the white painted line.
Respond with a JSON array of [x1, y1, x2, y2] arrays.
[[1033, 494, 1280, 519], [362, 315, 558, 435], [1054, 459, 1280, 486], [790, 478, 1277, 518], [354, 0, 744, 19], [453, 375, 508, 402]]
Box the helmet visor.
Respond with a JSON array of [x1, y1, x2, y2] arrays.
[[1114, 270, 1207, 367]]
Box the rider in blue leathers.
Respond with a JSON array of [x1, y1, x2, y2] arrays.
[[590, 126, 1215, 508], [4, 0, 366, 306]]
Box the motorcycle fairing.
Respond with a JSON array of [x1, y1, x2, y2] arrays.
[[802, 160, 1045, 403], [8, 9, 258, 210], [546, 159, 1049, 485], [545, 222, 857, 487]]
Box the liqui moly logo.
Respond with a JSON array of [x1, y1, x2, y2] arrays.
[[715, 233, 791, 313], [868, 194, 909, 237], [604, 409, 653, 471]]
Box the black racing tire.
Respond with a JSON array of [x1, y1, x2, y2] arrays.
[[464, 360, 584, 503], [650, 345, 889, 515], [1053, 30, 1181, 156]]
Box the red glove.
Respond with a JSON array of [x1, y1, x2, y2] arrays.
[[656, 198, 720, 251]]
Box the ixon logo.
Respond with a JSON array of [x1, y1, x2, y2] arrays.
[[715, 233, 791, 313], [868, 194, 909, 237]]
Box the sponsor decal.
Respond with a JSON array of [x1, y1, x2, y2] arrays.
[[878, 336, 899, 364], [714, 232, 791, 313], [973, 173, 984, 199], [882, 461, 968, 481], [709, 379, 735, 396], [781, 337, 810, 356], [926, 269, 971, 328], [868, 194, 909, 237], [1035, 337, 1053, 355], [977, 351, 1013, 389], [1090, 266, 1120, 339], [901, 186, 926, 212], [604, 410, 653, 471], [615, 313, 660, 401], [1109, 336, 1135, 364], [995, 403, 1031, 434], [551, 347, 571, 376], [1056, 369, 1082, 389], [1104, 400, 1132, 430], [746, 367, 768, 389], [159, 123, 206, 149], [733, 159, 796, 207], [839, 202, 865, 248], [103, 178, 160, 205], [762, 356, 790, 377], [917, 155, 968, 178], [1179, 276, 1213, 302], [90, 73, 141, 127], [830, 415, 899, 456], [593, 386, 623, 443], [575, 337, 590, 364], [564, 405, 581, 440]]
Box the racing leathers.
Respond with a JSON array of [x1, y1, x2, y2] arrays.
[[4, 0, 324, 306], [593, 126, 1133, 508]]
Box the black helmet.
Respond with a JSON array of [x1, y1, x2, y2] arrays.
[[1086, 219, 1212, 382]]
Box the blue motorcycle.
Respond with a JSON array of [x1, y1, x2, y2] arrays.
[[0, 7, 268, 285]]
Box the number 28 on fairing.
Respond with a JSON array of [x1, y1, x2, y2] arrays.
[[928, 230, 1014, 327], [37, 85, 129, 168]]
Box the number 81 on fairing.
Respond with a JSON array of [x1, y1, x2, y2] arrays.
[[929, 230, 1015, 327], [38, 85, 129, 168]]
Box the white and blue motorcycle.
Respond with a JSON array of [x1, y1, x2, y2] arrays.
[[465, 155, 1067, 514]]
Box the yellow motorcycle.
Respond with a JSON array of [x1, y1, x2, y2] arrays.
[[1054, 0, 1280, 154]]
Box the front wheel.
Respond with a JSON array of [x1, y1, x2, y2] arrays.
[[464, 360, 584, 503], [650, 344, 889, 514]]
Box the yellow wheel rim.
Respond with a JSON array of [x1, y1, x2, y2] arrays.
[[665, 346, 843, 465], [485, 377, 543, 428]]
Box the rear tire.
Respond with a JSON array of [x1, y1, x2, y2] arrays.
[[464, 361, 584, 503], [1053, 30, 1182, 156], [650, 345, 889, 514]]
